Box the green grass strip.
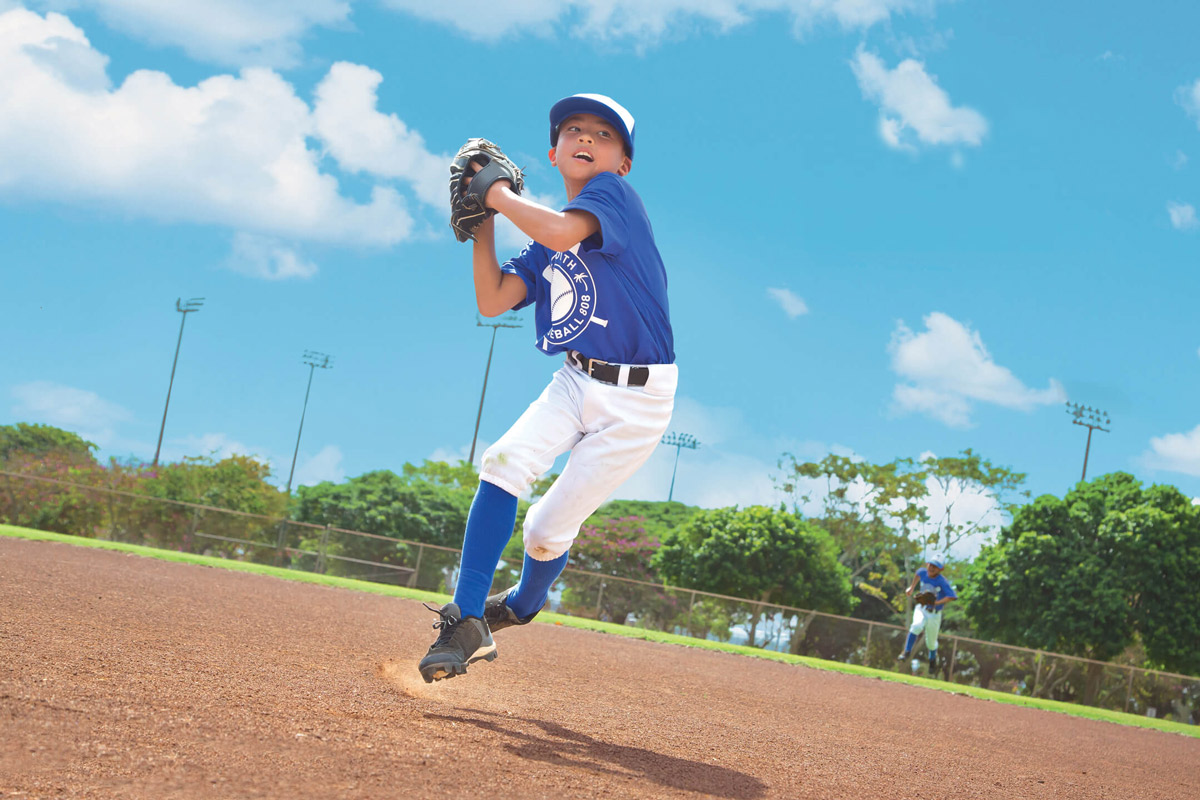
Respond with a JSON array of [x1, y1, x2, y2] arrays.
[[4, 524, 1197, 739]]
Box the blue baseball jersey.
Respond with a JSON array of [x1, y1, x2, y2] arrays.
[[500, 172, 674, 365], [916, 567, 957, 612]]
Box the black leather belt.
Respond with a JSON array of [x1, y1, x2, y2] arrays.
[[568, 351, 649, 387]]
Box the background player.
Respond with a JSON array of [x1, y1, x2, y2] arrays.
[[419, 94, 677, 683], [897, 554, 957, 673]]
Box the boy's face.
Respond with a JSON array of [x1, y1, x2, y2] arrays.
[[927, 563, 943, 577], [549, 113, 631, 181]]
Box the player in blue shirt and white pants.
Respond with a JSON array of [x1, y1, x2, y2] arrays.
[[419, 94, 676, 683], [897, 554, 957, 673]]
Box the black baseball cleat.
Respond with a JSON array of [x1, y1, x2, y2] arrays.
[[896, 650, 912, 661], [482, 589, 540, 633], [417, 602, 496, 683]]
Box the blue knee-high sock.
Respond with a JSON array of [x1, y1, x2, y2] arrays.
[[929, 649, 938, 666], [904, 633, 917, 654], [452, 481, 519, 619], [506, 550, 569, 619]]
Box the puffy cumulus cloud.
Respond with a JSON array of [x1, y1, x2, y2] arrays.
[[378, 0, 942, 43], [889, 312, 1065, 428], [767, 287, 809, 318], [1143, 425, 1200, 478], [313, 62, 445, 208], [0, 8, 443, 255], [26, 1, 945, 65], [226, 233, 319, 280], [10, 380, 131, 447], [33, 0, 351, 67], [1167, 201, 1198, 231], [851, 47, 987, 150], [293, 444, 346, 487]]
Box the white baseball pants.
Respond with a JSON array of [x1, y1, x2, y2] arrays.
[[480, 359, 677, 561], [909, 605, 943, 651]]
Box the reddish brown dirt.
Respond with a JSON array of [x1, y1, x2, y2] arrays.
[[1, 537, 1196, 799]]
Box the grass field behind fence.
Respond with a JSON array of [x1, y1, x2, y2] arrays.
[[4, 523, 1197, 740]]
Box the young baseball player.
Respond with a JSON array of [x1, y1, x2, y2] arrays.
[[419, 94, 676, 682], [897, 554, 957, 672]]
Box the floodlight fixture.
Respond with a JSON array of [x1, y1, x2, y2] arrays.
[[661, 431, 701, 502], [1065, 401, 1111, 482], [153, 297, 205, 467], [285, 350, 334, 496]]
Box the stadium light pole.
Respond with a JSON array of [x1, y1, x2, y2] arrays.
[[470, 313, 522, 465], [285, 351, 334, 496], [1065, 402, 1111, 482], [153, 297, 204, 468], [661, 432, 700, 502]]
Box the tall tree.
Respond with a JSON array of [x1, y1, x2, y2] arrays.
[[775, 449, 1026, 620], [584, 499, 699, 551], [0, 423, 102, 535], [559, 516, 664, 626], [964, 473, 1200, 700], [0, 422, 97, 463], [653, 505, 853, 647]]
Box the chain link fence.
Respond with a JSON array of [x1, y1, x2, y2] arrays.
[[3, 469, 1196, 723]]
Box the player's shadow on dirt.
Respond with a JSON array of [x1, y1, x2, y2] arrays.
[[426, 709, 766, 799]]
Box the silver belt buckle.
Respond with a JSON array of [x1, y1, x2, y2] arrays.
[[587, 356, 607, 377]]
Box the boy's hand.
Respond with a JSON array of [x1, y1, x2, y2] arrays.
[[463, 166, 512, 209], [449, 138, 524, 243]]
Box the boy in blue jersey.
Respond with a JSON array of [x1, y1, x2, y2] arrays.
[[897, 554, 957, 672], [419, 94, 676, 683]]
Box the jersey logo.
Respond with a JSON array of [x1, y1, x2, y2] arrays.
[[541, 249, 597, 345]]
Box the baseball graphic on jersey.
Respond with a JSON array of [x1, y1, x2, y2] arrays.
[[541, 250, 598, 345], [549, 266, 576, 323]]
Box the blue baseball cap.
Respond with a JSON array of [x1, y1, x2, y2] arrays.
[[927, 554, 946, 569], [549, 93, 635, 158]]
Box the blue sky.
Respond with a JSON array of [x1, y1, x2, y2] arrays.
[[3, 1, 1199, 554]]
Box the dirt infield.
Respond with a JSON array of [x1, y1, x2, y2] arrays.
[[2, 537, 1196, 799]]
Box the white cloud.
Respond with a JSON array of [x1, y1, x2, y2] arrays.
[[915, 472, 1005, 561], [767, 287, 809, 318], [1167, 201, 1198, 231], [169, 432, 263, 462], [1176, 78, 1200, 127], [379, 0, 942, 43], [1172, 150, 1188, 170], [26, 1, 946, 64], [10, 380, 131, 447], [889, 312, 1066, 428], [33, 0, 351, 67], [0, 8, 439, 248], [851, 47, 987, 150], [312, 62, 446, 207], [294, 444, 345, 487], [1143, 425, 1200, 478], [619, 443, 783, 508], [227, 233, 318, 280]]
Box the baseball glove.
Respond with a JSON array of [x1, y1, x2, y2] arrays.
[[449, 138, 524, 243], [913, 591, 938, 607]]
